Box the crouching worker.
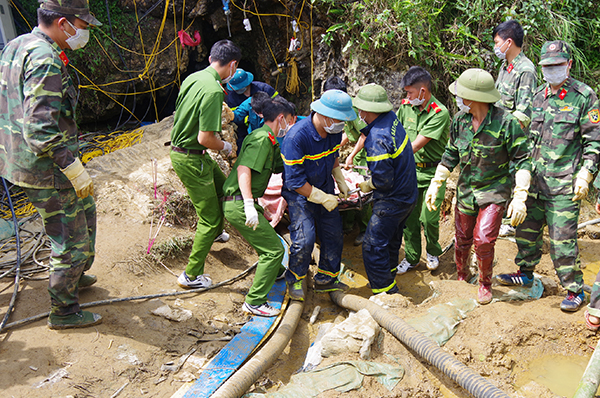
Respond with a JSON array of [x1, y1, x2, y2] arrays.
[[354, 84, 418, 295], [281, 90, 356, 301], [426, 68, 532, 304], [223, 98, 295, 316]]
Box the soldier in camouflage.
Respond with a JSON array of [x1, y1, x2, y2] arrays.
[[0, 0, 103, 329], [497, 41, 600, 312], [426, 68, 532, 304], [584, 177, 600, 330], [493, 20, 538, 238]]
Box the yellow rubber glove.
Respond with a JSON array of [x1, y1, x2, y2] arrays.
[[307, 186, 339, 212], [61, 158, 94, 199], [572, 168, 593, 201], [332, 166, 350, 198], [425, 164, 450, 211], [507, 169, 531, 226], [359, 178, 375, 193]]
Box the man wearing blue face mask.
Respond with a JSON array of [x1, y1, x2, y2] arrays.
[[281, 90, 356, 301], [497, 41, 600, 313]]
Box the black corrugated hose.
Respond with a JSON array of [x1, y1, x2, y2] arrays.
[[0, 177, 21, 332]]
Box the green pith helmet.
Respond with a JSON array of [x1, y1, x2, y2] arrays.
[[39, 0, 102, 26], [448, 68, 500, 103], [539, 40, 571, 66], [310, 89, 357, 121], [352, 83, 393, 113]]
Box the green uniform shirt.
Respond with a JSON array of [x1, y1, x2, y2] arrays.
[[223, 125, 284, 198], [441, 106, 532, 214], [495, 52, 537, 128], [529, 77, 600, 199], [396, 96, 450, 187], [171, 66, 224, 150], [0, 27, 78, 189]]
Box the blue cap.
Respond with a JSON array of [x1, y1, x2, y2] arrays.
[[227, 69, 254, 91], [310, 90, 357, 121]]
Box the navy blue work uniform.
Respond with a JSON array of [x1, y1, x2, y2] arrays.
[[281, 114, 344, 285], [225, 81, 277, 153], [362, 111, 418, 294]]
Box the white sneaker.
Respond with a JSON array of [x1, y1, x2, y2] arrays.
[[499, 224, 515, 237], [242, 302, 280, 317], [177, 272, 212, 289], [397, 258, 417, 275], [214, 230, 230, 243], [426, 253, 439, 270]]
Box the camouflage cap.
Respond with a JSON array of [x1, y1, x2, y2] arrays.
[[39, 0, 102, 26], [539, 40, 571, 66]]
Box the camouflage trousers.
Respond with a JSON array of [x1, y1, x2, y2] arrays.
[[515, 195, 583, 293], [588, 272, 600, 317], [23, 187, 96, 316]]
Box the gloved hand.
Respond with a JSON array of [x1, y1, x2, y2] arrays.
[[307, 186, 338, 212], [358, 178, 375, 193], [425, 164, 450, 211], [507, 169, 531, 226], [572, 168, 593, 201], [243, 199, 259, 230], [221, 141, 233, 156], [332, 166, 350, 198], [61, 158, 94, 199]]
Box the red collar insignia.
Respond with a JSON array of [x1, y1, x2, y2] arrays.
[[59, 51, 69, 66], [268, 131, 277, 145], [507, 63, 514, 73], [401, 98, 411, 105], [428, 102, 441, 114], [559, 89, 567, 100]]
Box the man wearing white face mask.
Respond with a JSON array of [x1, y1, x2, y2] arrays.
[[170, 39, 241, 290], [281, 90, 356, 301], [0, 0, 103, 329], [396, 67, 450, 274], [222, 98, 295, 316], [497, 41, 600, 313]]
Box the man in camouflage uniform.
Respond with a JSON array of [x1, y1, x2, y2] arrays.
[[584, 180, 600, 330], [426, 68, 532, 304], [396, 66, 450, 274], [497, 41, 600, 312], [0, 0, 102, 329], [492, 20, 538, 237]]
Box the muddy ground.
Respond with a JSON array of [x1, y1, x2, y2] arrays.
[[2, 123, 600, 397]]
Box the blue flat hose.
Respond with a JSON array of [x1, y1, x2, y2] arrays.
[[330, 291, 510, 398]]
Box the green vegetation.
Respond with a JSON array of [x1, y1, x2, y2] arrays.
[[318, 0, 600, 94]]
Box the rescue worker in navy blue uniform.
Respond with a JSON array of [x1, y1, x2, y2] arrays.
[[281, 90, 357, 301], [355, 84, 418, 294]]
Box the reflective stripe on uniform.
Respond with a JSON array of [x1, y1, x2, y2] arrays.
[[317, 268, 340, 278], [372, 279, 397, 294], [282, 143, 341, 165], [366, 132, 409, 162]]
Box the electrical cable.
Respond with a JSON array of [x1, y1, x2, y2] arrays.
[[1, 262, 258, 332]]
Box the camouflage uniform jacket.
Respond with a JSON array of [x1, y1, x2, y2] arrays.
[[529, 77, 600, 200], [441, 106, 532, 213], [495, 52, 537, 129], [0, 27, 78, 189]]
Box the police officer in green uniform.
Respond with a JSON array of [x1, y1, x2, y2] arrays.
[[0, 0, 102, 329], [497, 41, 600, 312], [396, 66, 450, 273], [223, 98, 295, 316], [170, 40, 241, 289]]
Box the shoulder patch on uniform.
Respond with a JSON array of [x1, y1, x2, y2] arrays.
[[401, 98, 411, 105], [429, 102, 441, 113], [589, 109, 600, 124]]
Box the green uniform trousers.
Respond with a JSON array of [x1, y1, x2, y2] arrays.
[[170, 151, 225, 277], [23, 186, 96, 316], [223, 200, 285, 305], [402, 180, 446, 265], [515, 195, 583, 293]]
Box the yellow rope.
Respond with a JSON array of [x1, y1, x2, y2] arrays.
[[286, 58, 300, 95], [310, 3, 314, 102], [8, 0, 32, 31]]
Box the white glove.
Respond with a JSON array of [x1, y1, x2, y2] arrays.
[[572, 168, 593, 201], [507, 169, 531, 226], [243, 199, 259, 230], [307, 186, 338, 212], [61, 158, 94, 199], [221, 141, 233, 156], [425, 164, 450, 211], [358, 178, 375, 193], [332, 166, 350, 198]]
